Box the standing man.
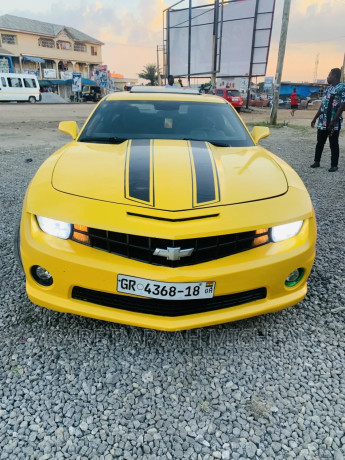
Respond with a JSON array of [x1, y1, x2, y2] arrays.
[[165, 75, 178, 88], [310, 68, 345, 172], [290, 88, 298, 116]]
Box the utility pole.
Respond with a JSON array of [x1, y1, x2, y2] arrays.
[[210, 0, 220, 91], [270, 0, 291, 125], [313, 53, 319, 83], [341, 52, 345, 83], [156, 45, 162, 86]]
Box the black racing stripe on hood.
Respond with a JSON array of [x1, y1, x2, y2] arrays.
[[127, 139, 151, 203], [190, 140, 218, 204]]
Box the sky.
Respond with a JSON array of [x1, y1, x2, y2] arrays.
[[1, 0, 345, 83]]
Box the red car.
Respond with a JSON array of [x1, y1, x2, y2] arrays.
[[215, 88, 244, 111]]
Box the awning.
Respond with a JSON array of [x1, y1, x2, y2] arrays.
[[38, 80, 52, 87], [64, 78, 96, 85], [48, 78, 96, 86], [49, 79, 68, 85], [23, 56, 45, 63]]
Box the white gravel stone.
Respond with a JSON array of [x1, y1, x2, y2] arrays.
[[1, 111, 345, 460]]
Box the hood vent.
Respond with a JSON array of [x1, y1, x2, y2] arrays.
[[127, 212, 219, 222]]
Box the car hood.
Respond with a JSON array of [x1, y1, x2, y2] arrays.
[[52, 139, 288, 211]]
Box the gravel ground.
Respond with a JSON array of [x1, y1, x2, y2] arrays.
[[1, 114, 345, 459]]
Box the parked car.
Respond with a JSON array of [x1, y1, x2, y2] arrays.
[[16, 87, 316, 331], [215, 88, 244, 111], [81, 85, 102, 102]]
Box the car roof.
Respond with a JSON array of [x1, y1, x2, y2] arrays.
[[105, 87, 225, 103], [131, 86, 201, 95]]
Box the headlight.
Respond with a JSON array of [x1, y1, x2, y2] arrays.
[[270, 221, 303, 242], [36, 216, 72, 240]]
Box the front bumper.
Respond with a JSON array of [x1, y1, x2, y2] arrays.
[[20, 213, 316, 331]]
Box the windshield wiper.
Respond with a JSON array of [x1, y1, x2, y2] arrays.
[[79, 136, 128, 144], [208, 141, 231, 147], [182, 138, 231, 147]]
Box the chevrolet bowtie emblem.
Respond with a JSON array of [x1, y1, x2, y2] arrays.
[[153, 247, 194, 261]]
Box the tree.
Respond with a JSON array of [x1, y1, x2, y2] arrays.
[[138, 64, 160, 86], [258, 82, 265, 92]]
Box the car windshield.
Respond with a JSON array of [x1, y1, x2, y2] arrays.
[[78, 100, 254, 147]]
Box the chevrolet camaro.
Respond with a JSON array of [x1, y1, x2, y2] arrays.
[[17, 87, 316, 331]]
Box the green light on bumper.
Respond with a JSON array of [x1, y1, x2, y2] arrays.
[[285, 268, 305, 287]]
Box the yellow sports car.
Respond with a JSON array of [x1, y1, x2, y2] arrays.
[[17, 87, 316, 331]]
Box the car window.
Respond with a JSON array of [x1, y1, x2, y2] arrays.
[[78, 100, 254, 147], [23, 78, 37, 88], [215, 90, 223, 96], [7, 77, 23, 88], [227, 90, 241, 97]]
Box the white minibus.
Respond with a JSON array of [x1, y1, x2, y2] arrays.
[[0, 73, 41, 103]]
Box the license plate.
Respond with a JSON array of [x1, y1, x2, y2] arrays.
[[232, 97, 239, 101], [117, 275, 215, 300]]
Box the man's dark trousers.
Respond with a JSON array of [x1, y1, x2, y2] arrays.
[[314, 129, 340, 167]]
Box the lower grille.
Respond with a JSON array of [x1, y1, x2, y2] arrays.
[[72, 286, 267, 317]]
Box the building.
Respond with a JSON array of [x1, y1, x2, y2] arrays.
[[0, 14, 103, 90], [279, 82, 326, 101], [108, 73, 138, 91]]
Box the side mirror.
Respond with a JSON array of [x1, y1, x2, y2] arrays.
[[59, 121, 79, 140], [251, 126, 270, 144]]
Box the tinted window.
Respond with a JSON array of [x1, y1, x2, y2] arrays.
[[24, 78, 37, 88], [1, 77, 7, 87], [7, 77, 23, 88], [79, 100, 254, 147], [227, 90, 241, 97], [216, 90, 223, 95]]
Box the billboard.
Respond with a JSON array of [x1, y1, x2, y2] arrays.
[[264, 76, 273, 90], [72, 73, 82, 92], [165, 0, 275, 78]]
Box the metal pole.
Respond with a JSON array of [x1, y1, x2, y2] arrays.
[[166, 9, 170, 80], [341, 52, 345, 83], [211, 0, 219, 91], [188, 0, 192, 86], [246, 0, 259, 109], [157, 45, 161, 85], [270, 0, 291, 125]]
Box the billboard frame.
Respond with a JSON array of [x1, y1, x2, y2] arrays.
[[163, 0, 276, 86]]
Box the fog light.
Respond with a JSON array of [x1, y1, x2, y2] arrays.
[[285, 268, 304, 287], [31, 265, 53, 286]]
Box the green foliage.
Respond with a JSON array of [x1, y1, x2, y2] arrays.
[[138, 64, 161, 86]]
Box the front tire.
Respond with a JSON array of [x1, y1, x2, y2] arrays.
[[28, 96, 36, 103]]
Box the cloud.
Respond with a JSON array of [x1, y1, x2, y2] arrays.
[[2, 0, 345, 80], [6, 0, 166, 76], [266, 0, 345, 82]]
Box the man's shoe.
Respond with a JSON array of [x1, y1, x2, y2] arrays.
[[328, 166, 338, 172], [310, 162, 320, 168]]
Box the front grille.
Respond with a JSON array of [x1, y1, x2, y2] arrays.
[[72, 286, 267, 316], [72, 227, 269, 267]]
